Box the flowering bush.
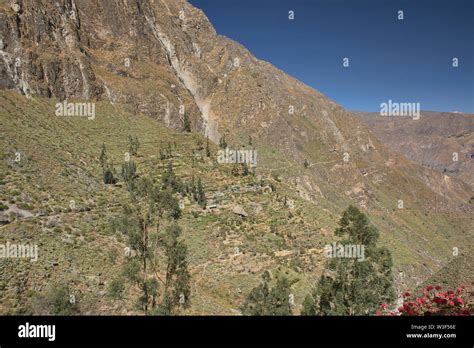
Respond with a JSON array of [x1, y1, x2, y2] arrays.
[[377, 282, 472, 316]]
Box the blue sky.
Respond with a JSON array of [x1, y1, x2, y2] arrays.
[[190, 0, 474, 113]]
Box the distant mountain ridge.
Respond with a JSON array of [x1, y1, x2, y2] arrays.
[[355, 111, 474, 189]]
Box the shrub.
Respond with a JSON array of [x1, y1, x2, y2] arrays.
[[108, 278, 125, 300], [183, 113, 191, 132], [18, 202, 34, 210], [103, 167, 115, 184], [45, 285, 75, 315], [377, 282, 472, 316]]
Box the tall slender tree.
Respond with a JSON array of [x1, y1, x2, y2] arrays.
[[301, 205, 396, 315], [115, 176, 188, 315], [196, 177, 206, 208], [99, 143, 116, 184]]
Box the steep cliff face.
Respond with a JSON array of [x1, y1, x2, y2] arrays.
[[0, 0, 384, 147], [0, 0, 101, 99], [1, 0, 473, 298], [0, 0, 205, 129]]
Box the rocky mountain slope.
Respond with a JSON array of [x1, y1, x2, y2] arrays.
[[0, 90, 350, 314], [0, 0, 473, 314], [355, 111, 474, 188]]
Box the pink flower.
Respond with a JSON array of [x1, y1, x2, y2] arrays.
[[416, 297, 426, 305]]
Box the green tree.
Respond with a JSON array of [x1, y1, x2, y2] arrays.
[[242, 162, 249, 176], [196, 177, 206, 208], [134, 136, 140, 154], [99, 143, 116, 184], [301, 205, 396, 315], [41, 284, 76, 315], [219, 134, 227, 149], [205, 137, 211, 157], [108, 278, 125, 300], [162, 162, 183, 193], [168, 142, 173, 158], [114, 176, 188, 315], [128, 135, 140, 156], [121, 160, 137, 192], [154, 224, 191, 315], [103, 167, 115, 184], [183, 113, 191, 132], [99, 143, 108, 169], [162, 162, 175, 190], [190, 176, 197, 201], [241, 271, 293, 316]]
